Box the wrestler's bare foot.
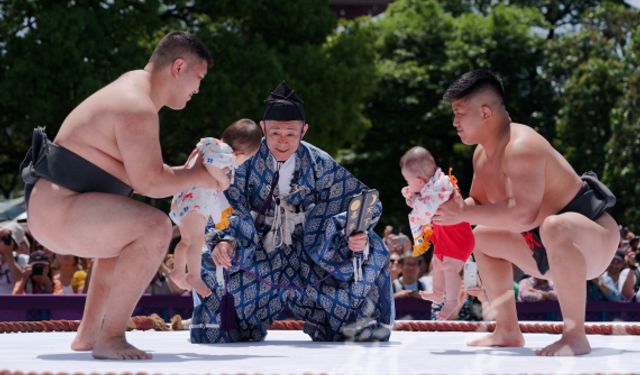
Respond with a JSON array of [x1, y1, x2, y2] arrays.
[[535, 332, 591, 356], [71, 335, 95, 351], [169, 270, 191, 291], [467, 329, 525, 347], [71, 323, 99, 351], [186, 273, 212, 297], [92, 335, 152, 360]]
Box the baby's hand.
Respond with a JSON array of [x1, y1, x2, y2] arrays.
[[401, 186, 416, 208]]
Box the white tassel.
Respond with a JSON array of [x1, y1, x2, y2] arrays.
[[216, 266, 225, 289]]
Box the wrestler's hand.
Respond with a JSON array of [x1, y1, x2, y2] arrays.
[[184, 147, 199, 167], [348, 232, 368, 253], [433, 190, 466, 226], [212, 240, 234, 268], [192, 159, 225, 190]]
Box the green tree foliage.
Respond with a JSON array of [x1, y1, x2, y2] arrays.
[[345, 0, 551, 230], [1, 0, 638, 231], [0, 1, 164, 197], [546, 3, 639, 229], [604, 23, 640, 229], [0, 0, 377, 198]]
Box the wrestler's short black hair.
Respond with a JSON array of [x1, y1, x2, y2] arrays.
[[443, 69, 505, 103], [149, 31, 213, 68]]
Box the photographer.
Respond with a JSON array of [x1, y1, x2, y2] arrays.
[[12, 250, 54, 294], [622, 237, 640, 301], [0, 221, 28, 294], [595, 250, 636, 301]]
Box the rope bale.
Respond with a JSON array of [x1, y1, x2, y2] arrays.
[[2, 317, 640, 336]]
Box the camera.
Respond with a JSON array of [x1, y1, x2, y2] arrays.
[[31, 263, 45, 276], [1, 235, 12, 246]]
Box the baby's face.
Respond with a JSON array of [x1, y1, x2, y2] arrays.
[[401, 168, 427, 194]]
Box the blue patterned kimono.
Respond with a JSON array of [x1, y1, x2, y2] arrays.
[[190, 140, 393, 343]]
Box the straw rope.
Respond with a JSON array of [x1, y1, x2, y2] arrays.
[[2, 317, 640, 335]]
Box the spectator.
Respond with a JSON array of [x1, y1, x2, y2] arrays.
[[71, 268, 88, 294], [417, 250, 432, 277], [458, 286, 491, 321], [594, 250, 635, 301], [1, 221, 29, 294], [517, 276, 558, 302], [386, 233, 410, 255], [52, 254, 85, 294], [146, 253, 186, 295], [390, 252, 401, 282], [13, 250, 54, 294], [1, 221, 30, 263], [393, 253, 430, 297], [383, 225, 394, 245], [383, 226, 412, 255]]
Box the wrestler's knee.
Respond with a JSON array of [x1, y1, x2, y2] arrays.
[[539, 215, 573, 250], [471, 226, 492, 255], [143, 211, 173, 254]]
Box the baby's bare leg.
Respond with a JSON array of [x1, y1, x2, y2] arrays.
[[437, 256, 465, 320], [419, 256, 444, 302], [170, 223, 190, 291], [178, 212, 211, 297]]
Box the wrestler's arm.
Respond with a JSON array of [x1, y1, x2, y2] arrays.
[[465, 172, 482, 207], [115, 109, 218, 198], [453, 143, 544, 232]]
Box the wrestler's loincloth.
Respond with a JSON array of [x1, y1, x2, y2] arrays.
[[20, 127, 132, 206], [521, 171, 616, 275]]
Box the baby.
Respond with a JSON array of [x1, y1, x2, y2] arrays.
[[169, 119, 262, 296], [400, 146, 475, 319]]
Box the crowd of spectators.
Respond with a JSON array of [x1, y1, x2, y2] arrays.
[[383, 223, 640, 321], [587, 226, 640, 302], [0, 219, 188, 296], [3, 216, 639, 319]]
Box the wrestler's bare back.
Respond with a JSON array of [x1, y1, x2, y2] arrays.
[[27, 70, 176, 257], [54, 70, 157, 185], [471, 123, 583, 230]]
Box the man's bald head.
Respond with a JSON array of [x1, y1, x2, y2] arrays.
[[443, 69, 505, 107]]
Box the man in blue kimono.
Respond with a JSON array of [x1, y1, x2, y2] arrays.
[[190, 81, 393, 343]]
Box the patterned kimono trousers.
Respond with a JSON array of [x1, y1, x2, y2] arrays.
[[190, 141, 393, 343]]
